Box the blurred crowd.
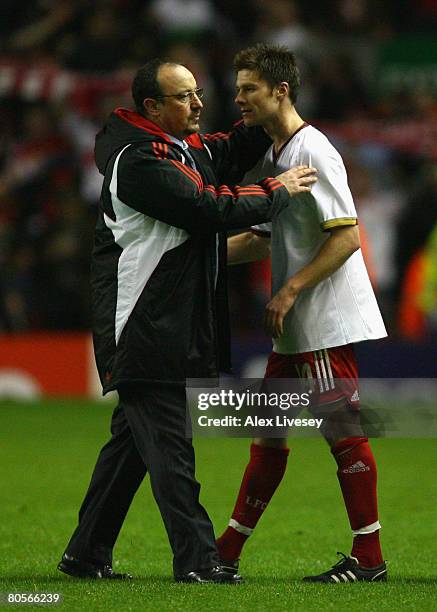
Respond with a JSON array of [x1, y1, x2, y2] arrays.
[[1, 0, 436, 340]]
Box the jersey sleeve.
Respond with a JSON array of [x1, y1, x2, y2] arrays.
[[300, 137, 358, 232], [115, 145, 289, 234]]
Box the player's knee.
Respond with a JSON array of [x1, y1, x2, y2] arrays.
[[317, 399, 364, 446]]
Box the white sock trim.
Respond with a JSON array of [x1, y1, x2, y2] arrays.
[[229, 518, 253, 536], [352, 520, 381, 536]]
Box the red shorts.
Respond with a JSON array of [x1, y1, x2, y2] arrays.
[[265, 344, 360, 409]]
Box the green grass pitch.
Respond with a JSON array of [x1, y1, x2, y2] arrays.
[[0, 399, 436, 611]]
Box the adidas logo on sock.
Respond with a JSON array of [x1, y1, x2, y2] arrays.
[[342, 460, 370, 474], [350, 389, 360, 402]]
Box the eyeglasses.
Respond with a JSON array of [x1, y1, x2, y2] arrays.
[[157, 88, 204, 104]]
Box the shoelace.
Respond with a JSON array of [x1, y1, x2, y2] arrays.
[[331, 552, 350, 569]]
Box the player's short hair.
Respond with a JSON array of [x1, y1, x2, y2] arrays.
[[234, 43, 301, 104], [132, 59, 181, 114]]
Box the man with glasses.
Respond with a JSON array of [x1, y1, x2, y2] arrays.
[[57, 58, 317, 584]]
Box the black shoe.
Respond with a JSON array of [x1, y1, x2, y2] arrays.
[[219, 558, 240, 576], [58, 554, 133, 580], [303, 553, 387, 583], [175, 565, 243, 584]]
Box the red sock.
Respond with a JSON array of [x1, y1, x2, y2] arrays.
[[332, 436, 383, 568], [216, 443, 289, 561]]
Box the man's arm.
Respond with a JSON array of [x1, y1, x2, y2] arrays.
[[227, 232, 271, 264], [201, 123, 272, 183], [264, 225, 361, 338], [117, 147, 317, 234]]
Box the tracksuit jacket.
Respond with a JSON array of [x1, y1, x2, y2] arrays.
[[92, 108, 290, 393]]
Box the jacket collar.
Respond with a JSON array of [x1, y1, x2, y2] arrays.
[[114, 108, 173, 142]]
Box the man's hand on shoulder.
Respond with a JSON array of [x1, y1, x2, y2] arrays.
[[276, 165, 317, 197]]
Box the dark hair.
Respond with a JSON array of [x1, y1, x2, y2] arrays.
[[234, 43, 300, 104], [132, 59, 178, 114]]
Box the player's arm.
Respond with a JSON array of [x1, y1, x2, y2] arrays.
[[227, 232, 271, 264], [265, 225, 360, 338]]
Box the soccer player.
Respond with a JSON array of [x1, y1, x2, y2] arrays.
[[216, 44, 388, 583]]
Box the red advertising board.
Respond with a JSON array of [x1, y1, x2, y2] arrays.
[[0, 333, 98, 398]]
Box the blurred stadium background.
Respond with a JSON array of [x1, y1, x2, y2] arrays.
[[0, 0, 437, 398]]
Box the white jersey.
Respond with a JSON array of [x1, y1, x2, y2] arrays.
[[247, 124, 387, 354]]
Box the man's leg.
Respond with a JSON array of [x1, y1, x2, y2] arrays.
[[63, 403, 147, 566], [301, 344, 385, 582], [216, 437, 289, 564], [216, 352, 293, 564], [119, 384, 220, 577], [319, 401, 383, 568], [303, 390, 386, 582]]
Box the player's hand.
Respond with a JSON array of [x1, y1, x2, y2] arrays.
[[276, 165, 317, 196], [264, 286, 298, 338]]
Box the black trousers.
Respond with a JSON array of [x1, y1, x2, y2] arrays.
[[64, 383, 219, 576]]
